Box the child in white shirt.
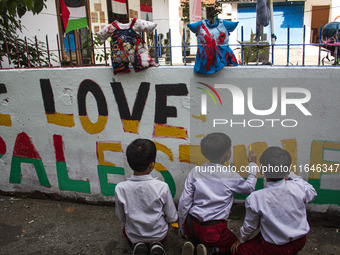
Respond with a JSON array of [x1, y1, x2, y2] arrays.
[[115, 139, 178, 255], [231, 146, 317, 255], [178, 133, 258, 255]]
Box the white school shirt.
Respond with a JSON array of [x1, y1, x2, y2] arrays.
[[178, 162, 258, 234], [240, 172, 317, 245], [115, 174, 178, 244]]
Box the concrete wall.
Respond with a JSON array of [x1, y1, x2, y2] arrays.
[[331, 0, 340, 21], [0, 66, 339, 207]]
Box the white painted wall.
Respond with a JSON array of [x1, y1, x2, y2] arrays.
[[153, 0, 170, 36], [18, 0, 59, 50], [189, 0, 199, 55], [219, 3, 240, 50], [0, 66, 340, 207], [1, 0, 60, 68], [168, 0, 183, 64], [331, 0, 340, 21]]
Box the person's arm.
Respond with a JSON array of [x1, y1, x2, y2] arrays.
[[162, 186, 178, 224], [177, 175, 194, 236], [288, 171, 317, 203], [239, 197, 260, 243], [234, 151, 258, 194], [114, 186, 126, 223]]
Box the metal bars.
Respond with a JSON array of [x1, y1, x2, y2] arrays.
[[1, 25, 340, 69]]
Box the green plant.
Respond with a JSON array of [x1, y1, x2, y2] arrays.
[[237, 31, 269, 65], [321, 50, 340, 65], [83, 33, 111, 63], [0, 0, 55, 67], [1, 24, 54, 67]]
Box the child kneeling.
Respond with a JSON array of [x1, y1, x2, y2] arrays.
[[178, 133, 258, 255], [115, 139, 178, 255], [231, 147, 317, 255]]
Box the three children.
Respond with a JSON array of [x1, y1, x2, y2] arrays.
[[115, 136, 317, 255]]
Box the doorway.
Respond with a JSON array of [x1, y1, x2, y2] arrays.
[[311, 5, 330, 43]]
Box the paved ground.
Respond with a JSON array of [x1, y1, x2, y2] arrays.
[[0, 194, 339, 255]]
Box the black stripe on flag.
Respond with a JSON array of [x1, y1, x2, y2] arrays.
[[64, 0, 85, 8]]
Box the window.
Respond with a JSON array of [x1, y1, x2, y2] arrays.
[[56, 0, 94, 66]]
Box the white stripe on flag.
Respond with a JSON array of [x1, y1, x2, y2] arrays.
[[112, 1, 127, 14], [68, 6, 86, 20], [141, 12, 152, 21]]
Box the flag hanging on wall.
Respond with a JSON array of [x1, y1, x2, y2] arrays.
[[140, 0, 152, 21], [112, 0, 128, 15], [191, 0, 201, 22], [60, 0, 88, 35]]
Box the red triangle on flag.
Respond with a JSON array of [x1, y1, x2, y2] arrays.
[[60, 0, 70, 32]]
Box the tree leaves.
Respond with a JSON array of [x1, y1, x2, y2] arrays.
[[23, 0, 33, 11], [17, 1, 27, 18], [0, 0, 50, 67], [32, 0, 44, 14], [7, 1, 17, 16]]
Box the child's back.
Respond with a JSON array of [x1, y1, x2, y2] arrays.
[[232, 147, 317, 255], [115, 139, 177, 255], [116, 175, 177, 243], [178, 133, 258, 255], [241, 174, 315, 245], [182, 162, 257, 222]]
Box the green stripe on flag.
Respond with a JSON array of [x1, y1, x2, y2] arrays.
[[66, 17, 88, 34]]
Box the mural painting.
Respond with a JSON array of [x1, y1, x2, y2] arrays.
[[0, 68, 339, 206]]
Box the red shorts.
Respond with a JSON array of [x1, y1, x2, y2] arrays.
[[235, 233, 307, 255], [185, 214, 238, 254]]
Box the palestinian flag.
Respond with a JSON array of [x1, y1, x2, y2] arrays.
[[60, 0, 88, 35], [140, 0, 152, 21], [112, 0, 127, 15]]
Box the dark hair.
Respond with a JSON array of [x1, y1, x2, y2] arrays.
[[126, 139, 156, 172], [200, 133, 231, 162], [260, 147, 291, 180]]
